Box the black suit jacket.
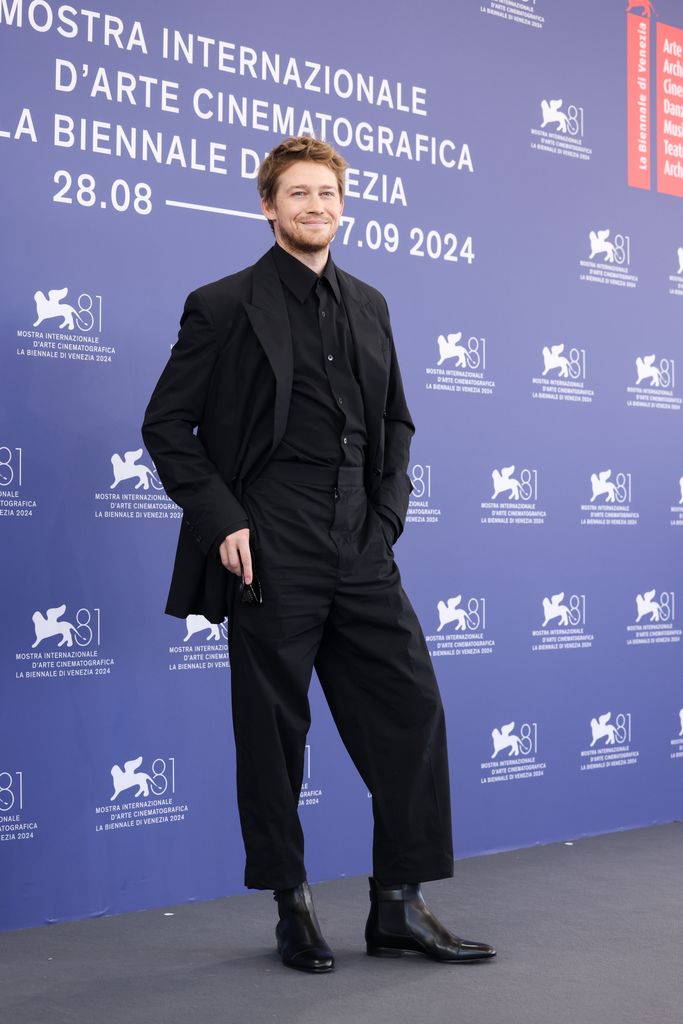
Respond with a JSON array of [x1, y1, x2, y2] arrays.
[[142, 247, 415, 622]]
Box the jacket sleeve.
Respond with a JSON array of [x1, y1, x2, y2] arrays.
[[141, 289, 248, 556], [372, 298, 415, 537]]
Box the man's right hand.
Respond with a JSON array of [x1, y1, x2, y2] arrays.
[[219, 528, 252, 584]]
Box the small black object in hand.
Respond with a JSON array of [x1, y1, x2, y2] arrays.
[[240, 574, 262, 606]]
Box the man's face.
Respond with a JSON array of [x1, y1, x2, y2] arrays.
[[262, 161, 344, 256]]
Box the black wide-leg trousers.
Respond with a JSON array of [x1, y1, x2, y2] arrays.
[[228, 462, 454, 891]]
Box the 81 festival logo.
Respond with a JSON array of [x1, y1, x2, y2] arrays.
[[425, 330, 495, 397], [0, 445, 39, 519], [531, 97, 592, 161], [406, 463, 442, 526], [579, 228, 639, 288], [95, 755, 189, 833], [532, 592, 594, 652], [15, 286, 116, 365], [481, 466, 547, 526], [14, 603, 115, 680], [425, 593, 495, 659], [0, 770, 39, 843], [481, 721, 546, 785]]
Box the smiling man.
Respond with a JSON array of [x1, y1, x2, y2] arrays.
[[142, 136, 495, 973]]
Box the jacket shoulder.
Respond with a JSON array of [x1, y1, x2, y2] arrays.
[[335, 265, 389, 313], [192, 264, 255, 309], [189, 249, 276, 310]]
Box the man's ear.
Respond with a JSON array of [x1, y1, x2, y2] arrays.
[[261, 196, 275, 223]]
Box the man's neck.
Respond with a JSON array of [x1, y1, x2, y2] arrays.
[[275, 238, 329, 276]]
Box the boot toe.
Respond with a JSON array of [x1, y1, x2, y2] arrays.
[[455, 939, 496, 962], [286, 947, 335, 973]]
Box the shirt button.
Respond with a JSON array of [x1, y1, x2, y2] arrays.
[[321, 311, 327, 318], [337, 397, 343, 405], [327, 354, 334, 361], [343, 436, 348, 445]]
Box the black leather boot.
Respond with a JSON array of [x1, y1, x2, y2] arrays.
[[365, 878, 496, 963], [274, 882, 335, 973]]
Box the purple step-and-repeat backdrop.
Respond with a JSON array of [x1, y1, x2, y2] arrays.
[[1, 0, 682, 930]]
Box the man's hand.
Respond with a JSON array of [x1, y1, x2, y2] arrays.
[[219, 528, 252, 584]]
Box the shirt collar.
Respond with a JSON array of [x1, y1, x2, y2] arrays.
[[272, 243, 341, 305]]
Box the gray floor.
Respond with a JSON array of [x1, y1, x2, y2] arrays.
[[2, 823, 682, 1024]]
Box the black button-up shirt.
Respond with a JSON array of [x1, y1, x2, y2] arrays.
[[270, 243, 367, 468]]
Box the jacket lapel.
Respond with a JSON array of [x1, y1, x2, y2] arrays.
[[337, 269, 386, 449], [243, 250, 293, 454]]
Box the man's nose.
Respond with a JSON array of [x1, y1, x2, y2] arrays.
[[306, 195, 324, 213]]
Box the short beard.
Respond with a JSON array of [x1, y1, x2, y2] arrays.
[[277, 223, 337, 256]]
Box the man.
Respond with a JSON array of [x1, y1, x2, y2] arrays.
[[142, 136, 495, 973]]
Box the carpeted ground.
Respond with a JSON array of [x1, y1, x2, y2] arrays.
[[2, 822, 681, 1024]]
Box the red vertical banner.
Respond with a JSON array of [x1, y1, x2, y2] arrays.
[[657, 22, 683, 198], [627, 16, 651, 190]]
